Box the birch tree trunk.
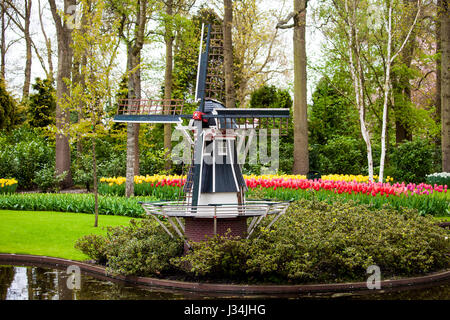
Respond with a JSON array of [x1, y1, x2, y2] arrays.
[[292, 0, 309, 174], [442, 0, 450, 172], [379, 0, 421, 182], [379, 3, 393, 182]]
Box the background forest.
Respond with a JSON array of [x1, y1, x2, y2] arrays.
[[0, 0, 448, 193]]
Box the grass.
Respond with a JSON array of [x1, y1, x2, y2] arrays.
[[0, 210, 139, 261]]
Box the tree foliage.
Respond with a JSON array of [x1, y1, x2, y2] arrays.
[[0, 77, 16, 130], [27, 77, 56, 128]]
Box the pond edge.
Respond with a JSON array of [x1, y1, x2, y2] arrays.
[[1, 253, 449, 294]]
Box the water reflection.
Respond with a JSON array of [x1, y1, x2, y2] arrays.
[[0, 265, 192, 300], [0, 265, 449, 300]]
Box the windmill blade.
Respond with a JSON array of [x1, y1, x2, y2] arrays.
[[113, 98, 190, 124]]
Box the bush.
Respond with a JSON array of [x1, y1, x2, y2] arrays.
[[246, 200, 449, 283], [74, 234, 108, 264], [34, 164, 67, 192], [171, 233, 251, 280], [426, 172, 450, 187], [311, 136, 366, 174], [76, 219, 183, 276], [72, 153, 94, 191], [0, 126, 54, 189], [390, 139, 437, 183], [172, 199, 450, 284]]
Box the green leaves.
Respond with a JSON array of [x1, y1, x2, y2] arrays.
[[76, 218, 183, 276], [0, 193, 153, 218]]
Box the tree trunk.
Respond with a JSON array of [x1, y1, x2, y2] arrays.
[[392, 0, 416, 145], [49, 0, 74, 188], [126, 44, 137, 197], [223, 0, 236, 108], [1, 1, 5, 80], [292, 0, 309, 174], [92, 137, 98, 227], [437, 0, 442, 125], [125, 0, 146, 197], [164, 0, 173, 171], [22, 0, 32, 98], [345, 0, 374, 180], [379, 3, 393, 182], [38, 0, 53, 81], [442, 0, 450, 172]]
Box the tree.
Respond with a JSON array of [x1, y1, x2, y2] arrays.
[[69, 0, 119, 227], [0, 77, 16, 130], [249, 84, 292, 109], [48, 0, 76, 188], [313, 0, 423, 181], [27, 77, 56, 128], [378, 0, 421, 182], [0, 1, 10, 79], [277, 0, 309, 175], [108, 0, 158, 197], [232, 0, 290, 107], [164, 0, 174, 171], [3, 0, 33, 98], [223, 0, 235, 108], [441, 0, 450, 172]]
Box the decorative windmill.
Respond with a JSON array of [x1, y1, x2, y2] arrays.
[[114, 24, 292, 250]]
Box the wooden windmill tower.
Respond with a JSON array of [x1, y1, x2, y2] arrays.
[[114, 24, 291, 250]]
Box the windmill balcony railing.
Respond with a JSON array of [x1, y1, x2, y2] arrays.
[[140, 200, 291, 219], [116, 99, 185, 116]]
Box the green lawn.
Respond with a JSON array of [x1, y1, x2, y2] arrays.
[[0, 210, 138, 261]]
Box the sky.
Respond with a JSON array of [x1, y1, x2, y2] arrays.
[[3, 0, 324, 104]]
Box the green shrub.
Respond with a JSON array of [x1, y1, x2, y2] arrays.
[[74, 234, 108, 264], [311, 136, 366, 175], [34, 164, 67, 192], [172, 199, 450, 284], [246, 200, 449, 283], [390, 139, 437, 183], [0, 126, 54, 189], [171, 233, 251, 280], [76, 219, 183, 276], [426, 172, 450, 187], [72, 153, 94, 191]]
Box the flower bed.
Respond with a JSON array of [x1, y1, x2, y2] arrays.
[[0, 178, 18, 194], [98, 174, 449, 216]]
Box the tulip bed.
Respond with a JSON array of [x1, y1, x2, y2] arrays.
[[99, 174, 450, 216], [0, 178, 18, 194]]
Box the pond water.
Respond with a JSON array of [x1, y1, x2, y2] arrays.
[[0, 265, 449, 300]]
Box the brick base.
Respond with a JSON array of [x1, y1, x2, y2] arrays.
[[184, 217, 247, 251]]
